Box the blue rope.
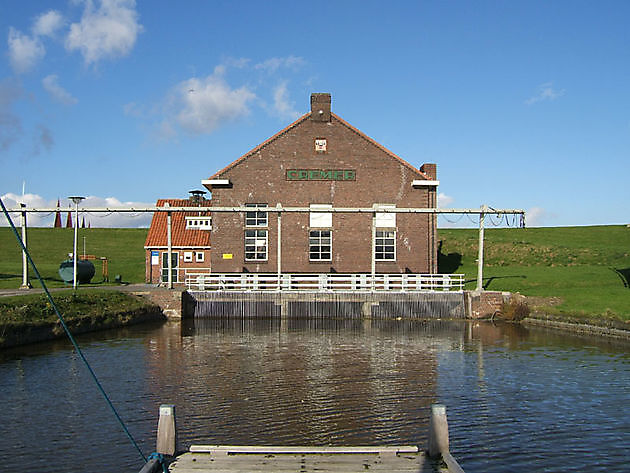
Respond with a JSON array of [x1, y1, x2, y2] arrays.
[[147, 452, 169, 472], [0, 198, 147, 463]]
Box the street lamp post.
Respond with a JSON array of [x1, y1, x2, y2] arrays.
[[69, 196, 85, 290]]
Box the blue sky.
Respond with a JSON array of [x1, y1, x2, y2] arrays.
[[1, 0, 628, 228]]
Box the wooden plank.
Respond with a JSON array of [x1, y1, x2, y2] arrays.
[[189, 445, 419, 454]]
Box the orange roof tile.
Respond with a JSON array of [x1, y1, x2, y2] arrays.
[[144, 198, 212, 248]]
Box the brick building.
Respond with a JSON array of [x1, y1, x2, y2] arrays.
[[144, 192, 212, 284], [202, 93, 438, 275]]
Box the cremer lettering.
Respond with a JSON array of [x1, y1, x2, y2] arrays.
[[286, 169, 357, 181]]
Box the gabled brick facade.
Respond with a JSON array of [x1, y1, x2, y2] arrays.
[[204, 93, 438, 274]]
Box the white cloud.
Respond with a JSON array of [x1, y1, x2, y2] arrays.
[[438, 192, 454, 207], [65, 0, 143, 65], [33, 10, 65, 37], [167, 71, 256, 136], [525, 206, 549, 227], [42, 75, 78, 105], [7, 27, 45, 73], [1, 193, 153, 228], [272, 81, 300, 120], [254, 55, 305, 73], [525, 82, 565, 105]]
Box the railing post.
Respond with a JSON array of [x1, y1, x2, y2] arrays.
[[157, 404, 177, 456]]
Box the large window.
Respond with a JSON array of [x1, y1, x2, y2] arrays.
[[375, 230, 396, 261], [245, 230, 268, 261], [310, 230, 331, 261], [245, 203, 268, 227], [161, 252, 178, 282]]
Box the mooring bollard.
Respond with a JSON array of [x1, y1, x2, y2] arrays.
[[157, 404, 177, 456], [427, 403, 449, 458]]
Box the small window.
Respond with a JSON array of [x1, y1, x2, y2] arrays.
[[183, 251, 193, 262], [309, 230, 331, 261], [186, 216, 212, 230], [315, 138, 327, 152], [375, 230, 396, 261], [195, 252, 205, 263], [245, 229, 268, 261], [245, 203, 268, 227]]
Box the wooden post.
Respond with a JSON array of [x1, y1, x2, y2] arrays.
[[427, 403, 449, 459], [20, 203, 31, 289], [157, 404, 177, 456]]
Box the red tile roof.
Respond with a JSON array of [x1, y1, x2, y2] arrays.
[[144, 198, 212, 248], [207, 112, 431, 181]]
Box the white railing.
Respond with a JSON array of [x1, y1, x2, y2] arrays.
[[185, 273, 464, 293]]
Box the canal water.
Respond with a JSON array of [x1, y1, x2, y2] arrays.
[[0, 319, 628, 473]]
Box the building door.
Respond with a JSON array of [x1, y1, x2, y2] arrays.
[[161, 252, 179, 283]]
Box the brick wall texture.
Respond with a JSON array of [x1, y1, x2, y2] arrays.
[[208, 93, 437, 274]]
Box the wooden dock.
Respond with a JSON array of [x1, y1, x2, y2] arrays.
[[168, 445, 440, 473], [141, 404, 464, 473]]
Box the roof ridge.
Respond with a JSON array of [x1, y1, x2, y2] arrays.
[[209, 112, 311, 179], [330, 113, 430, 179]]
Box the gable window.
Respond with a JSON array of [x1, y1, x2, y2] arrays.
[[309, 230, 331, 261], [375, 230, 396, 261], [245, 203, 268, 227], [245, 230, 268, 261], [186, 216, 212, 230]]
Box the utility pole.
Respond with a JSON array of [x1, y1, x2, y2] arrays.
[[476, 204, 487, 292]]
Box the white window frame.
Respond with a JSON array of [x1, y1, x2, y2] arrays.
[[183, 251, 193, 262], [245, 229, 268, 261], [185, 216, 212, 230], [245, 203, 268, 227], [375, 230, 396, 261], [309, 229, 332, 261], [161, 251, 179, 283], [195, 252, 205, 263]]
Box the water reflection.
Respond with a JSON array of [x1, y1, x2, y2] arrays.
[[0, 320, 628, 473]]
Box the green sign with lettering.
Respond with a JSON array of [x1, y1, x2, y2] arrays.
[[286, 169, 356, 181]]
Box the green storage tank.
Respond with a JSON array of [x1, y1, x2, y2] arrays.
[[59, 259, 96, 284]]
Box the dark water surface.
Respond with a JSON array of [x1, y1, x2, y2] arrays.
[[0, 319, 628, 473]]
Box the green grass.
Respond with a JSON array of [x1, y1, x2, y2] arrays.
[[0, 289, 151, 325], [439, 225, 630, 321], [0, 227, 148, 289]]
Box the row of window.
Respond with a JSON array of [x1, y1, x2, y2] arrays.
[[244, 229, 396, 262]]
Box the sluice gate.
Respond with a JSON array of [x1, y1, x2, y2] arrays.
[[183, 291, 466, 319]]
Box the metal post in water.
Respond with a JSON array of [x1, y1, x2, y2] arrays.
[[276, 203, 282, 288], [20, 203, 31, 289]]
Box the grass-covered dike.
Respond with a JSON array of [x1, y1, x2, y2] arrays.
[[0, 290, 165, 348], [439, 225, 630, 324]]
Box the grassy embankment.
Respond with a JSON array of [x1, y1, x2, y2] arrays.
[[0, 289, 163, 347], [439, 225, 630, 322], [0, 227, 148, 289], [1, 225, 629, 323]]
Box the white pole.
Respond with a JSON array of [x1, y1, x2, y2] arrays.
[[371, 212, 376, 291], [20, 203, 31, 289], [276, 204, 282, 286], [476, 204, 487, 292], [73, 201, 79, 290], [167, 207, 173, 289]]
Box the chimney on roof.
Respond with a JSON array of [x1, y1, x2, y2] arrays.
[[189, 189, 207, 205], [310, 93, 331, 122]]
